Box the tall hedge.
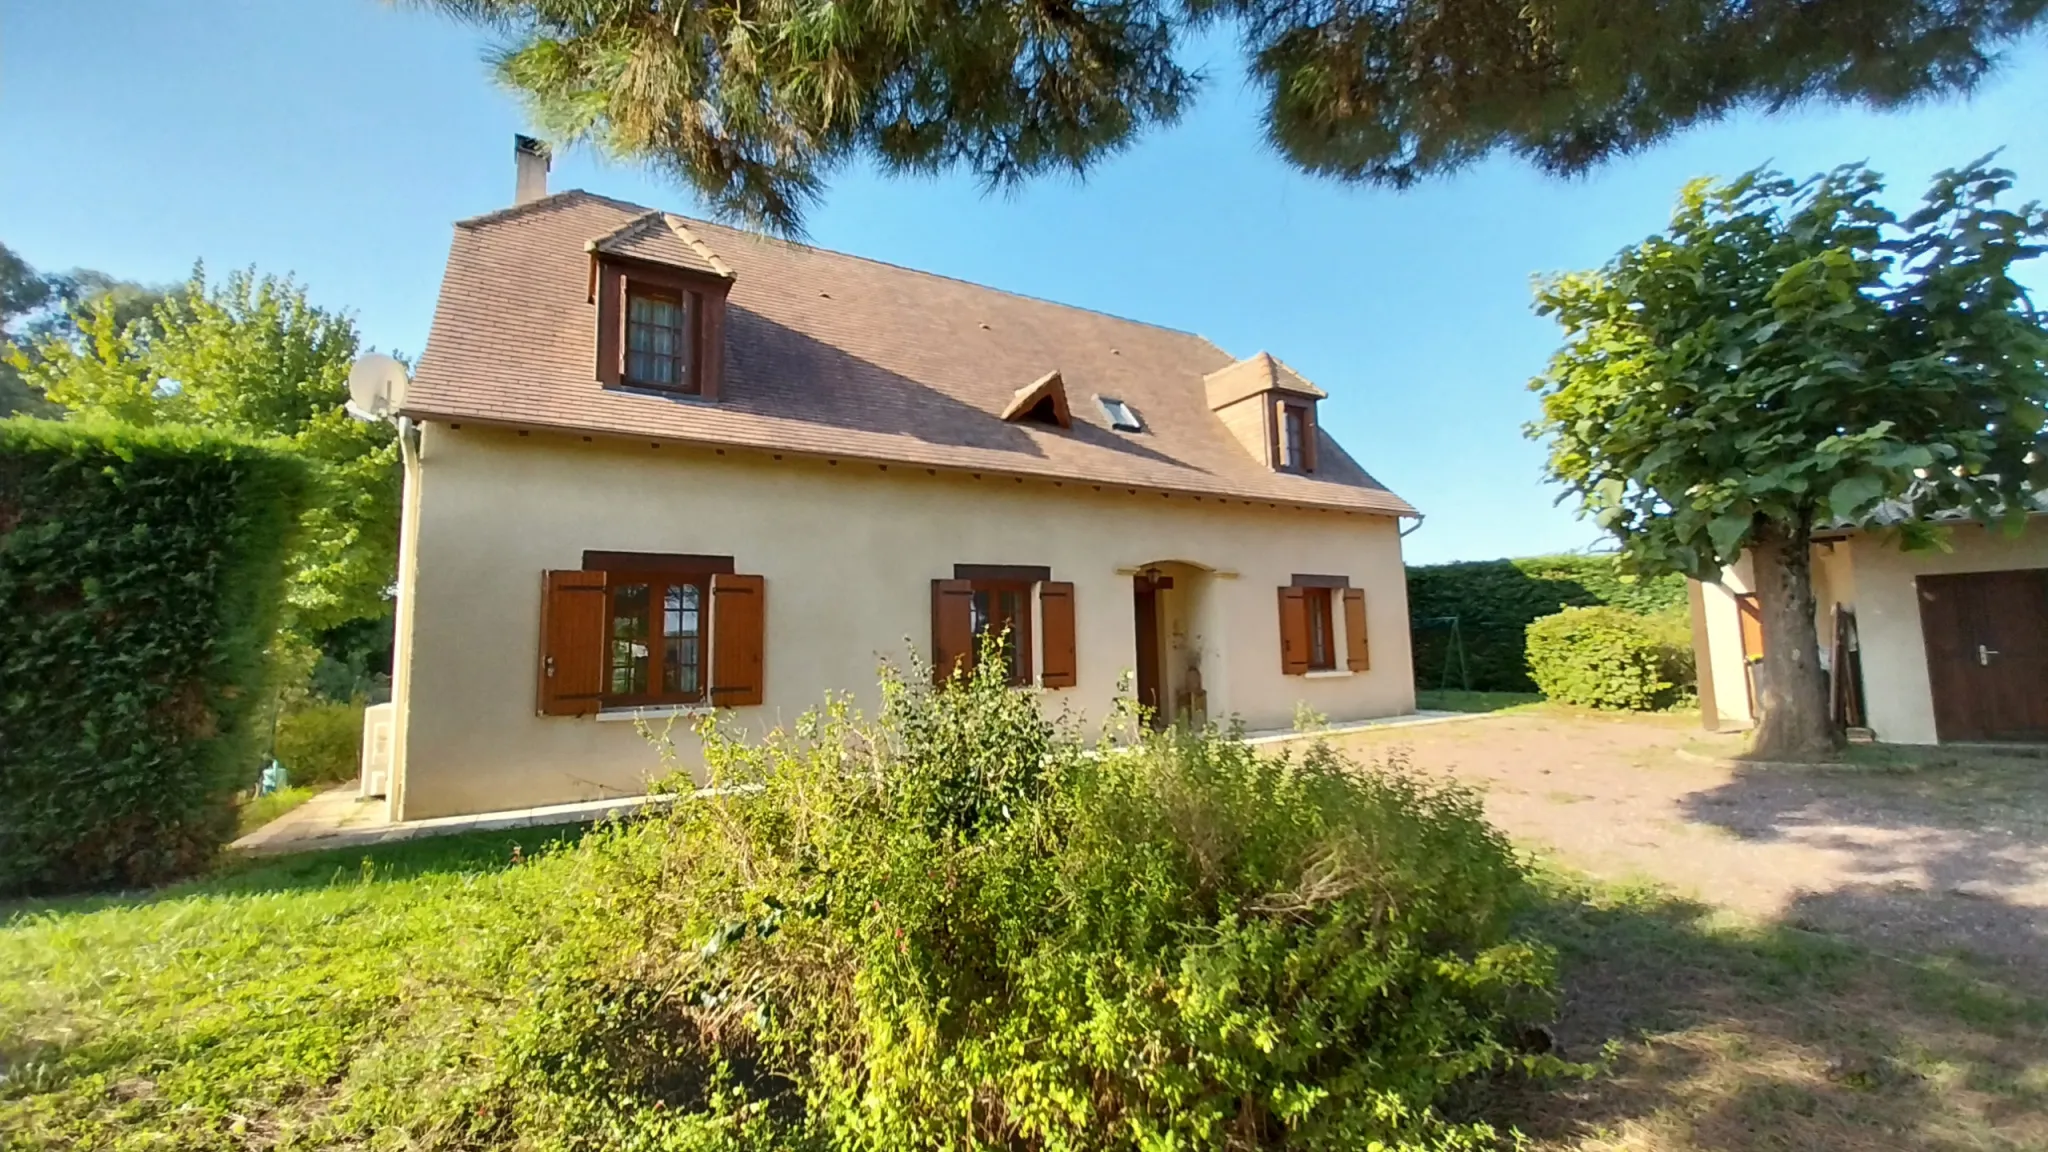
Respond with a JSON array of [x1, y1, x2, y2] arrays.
[[1407, 554, 1687, 692], [0, 419, 307, 894]]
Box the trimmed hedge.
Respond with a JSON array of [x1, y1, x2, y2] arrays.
[[1526, 606, 1676, 711], [1408, 555, 1687, 692], [273, 700, 365, 785], [0, 418, 307, 894]]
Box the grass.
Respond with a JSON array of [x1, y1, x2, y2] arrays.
[[0, 826, 587, 1151], [1417, 688, 1548, 714], [4, 826, 2044, 1151], [233, 785, 318, 837]]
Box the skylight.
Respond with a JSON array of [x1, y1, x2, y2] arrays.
[[1098, 396, 1143, 433]]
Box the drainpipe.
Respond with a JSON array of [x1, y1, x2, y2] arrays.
[[1399, 513, 1426, 539]]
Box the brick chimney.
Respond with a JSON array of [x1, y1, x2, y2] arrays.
[[513, 135, 551, 206]]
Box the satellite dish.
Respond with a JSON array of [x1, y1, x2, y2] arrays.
[[346, 354, 408, 421]]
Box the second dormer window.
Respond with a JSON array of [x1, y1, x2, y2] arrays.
[[1275, 399, 1317, 473], [626, 287, 691, 391]]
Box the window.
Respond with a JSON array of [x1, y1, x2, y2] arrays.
[[595, 258, 726, 399], [625, 286, 692, 390], [932, 572, 1077, 689], [537, 560, 766, 716], [1276, 401, 1315, 473], [1302, 586, 1335, 671], [1098, 396, 1144, 433], [968, 581, 1033, 685], [1277, 577, 1365, 675], [605, 573, 710, 705]]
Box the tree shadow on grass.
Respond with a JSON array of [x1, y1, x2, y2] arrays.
[[1465, 873, 2048, 1151]]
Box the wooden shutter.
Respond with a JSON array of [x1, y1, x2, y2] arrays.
[[1302, 405, 1319, 474], [1342, 587, 1370, 672], [1278, 586, 1310, 676], [708, 573, 765, 707], [538, 569, 607, 716], [1735, 594, 1765, 662], [1039, 581, 1077, 688], [932, 579, 974, 683]]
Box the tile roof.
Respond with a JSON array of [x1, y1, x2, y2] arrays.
[[406, 191, 1415, 517]]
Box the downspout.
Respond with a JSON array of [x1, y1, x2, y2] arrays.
[[384, 414, 424, 821], [1399, 513, 1425, 538]]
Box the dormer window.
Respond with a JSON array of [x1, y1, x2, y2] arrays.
[[591, 213, 733, 401], [1276, 399, 1317, 473], [626, 287, 692, 390], [1202, 352, 1326, 475], [1099, 396, 1143, 433]]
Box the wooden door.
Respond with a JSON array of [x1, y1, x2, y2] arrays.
[[1918, 569, 2048, 742], [1133, 581, 1163, 728]]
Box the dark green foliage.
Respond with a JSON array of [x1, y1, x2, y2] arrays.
[[501, 643, 1565, 1150], [0, 418, 307, 894], [1525, 606, 1684, 711], [273, 701, 366, 786], [416, 0, 2047, 233], [1408, 554, 1687, 692]]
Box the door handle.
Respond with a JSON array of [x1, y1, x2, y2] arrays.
[[1979, 645, 1999, 667]]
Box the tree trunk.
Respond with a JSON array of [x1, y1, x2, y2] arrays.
[[1748, 515, 1841, 761]]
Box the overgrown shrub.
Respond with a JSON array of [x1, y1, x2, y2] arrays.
[[499, 644, 1565, 1151], [272, 700, 365, 785], [0, 418, 306, 893], [1524, 606, 1681, 711], [1408, 555, 1687, 692]]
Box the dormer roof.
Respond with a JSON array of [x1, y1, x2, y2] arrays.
[[588, 211, 735, 279], [1204, 352, 1327, 411]]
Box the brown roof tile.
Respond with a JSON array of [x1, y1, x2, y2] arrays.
[[406, 191, 1415, 517]]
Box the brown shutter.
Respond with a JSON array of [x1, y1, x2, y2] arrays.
[[1302, 405, 1319, 474], [595, 263, 624, 386], [1039, 581, 1077, 688], [1736, 593, 1765, 662], [1278, 585, 1310, 676], [539, 569, 608, 716], [932, 579, 974, 683], [1342, 587, 1370, 672], [708, 573, 765, 707]]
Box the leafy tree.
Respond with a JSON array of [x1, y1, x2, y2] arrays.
[[1528, 158, 2048, 758], [2, 243, 166, 417], [13, 265, 398, 634], [406, 0, 2047, 232]]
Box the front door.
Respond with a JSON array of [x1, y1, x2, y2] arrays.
[[1917, 569, 2048, 742]]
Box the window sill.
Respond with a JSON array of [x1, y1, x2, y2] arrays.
[[595, 704, 712, 723], [603, 382, 712, 404], [1302, 669, 1353, 680]]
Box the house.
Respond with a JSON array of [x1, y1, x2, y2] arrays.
[[1690, 513, 2048, 745], [379, 145, 1419, 821]]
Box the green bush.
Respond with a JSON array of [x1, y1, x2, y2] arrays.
[[1524, 606, 1681, 711], [1408, 554, 1687, 692], [500, 643, 1565, 1151], [0, 418, 306, 894], [273, 700, 366, 785]]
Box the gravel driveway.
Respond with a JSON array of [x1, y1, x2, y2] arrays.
[[1322, 710, 2048, 992]]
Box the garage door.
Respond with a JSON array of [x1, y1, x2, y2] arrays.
[[1916, 568, 2048, 742]]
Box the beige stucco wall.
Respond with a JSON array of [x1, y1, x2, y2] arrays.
[[1695, 520, 2046, 744], [389, 425, 1416, 820]]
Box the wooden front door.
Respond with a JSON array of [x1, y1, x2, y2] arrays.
[[1917, 569, 2048, 742]]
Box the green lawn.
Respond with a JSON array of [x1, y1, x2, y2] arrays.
[[4, 825, 2044, 1151], [1416, 688, 1548, 714], [234, 785, 318, 838], [0, 827, 587, 1151]]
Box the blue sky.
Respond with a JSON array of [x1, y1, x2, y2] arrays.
[[4, 1, 2045, 563]]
